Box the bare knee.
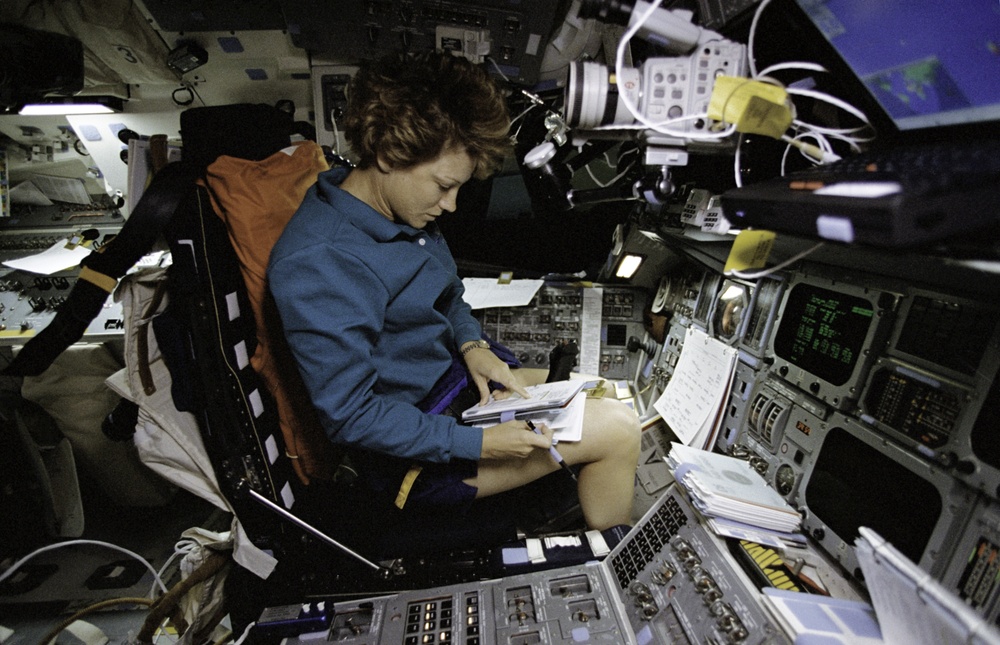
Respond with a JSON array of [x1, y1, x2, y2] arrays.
[[590, 398, 641, 461]]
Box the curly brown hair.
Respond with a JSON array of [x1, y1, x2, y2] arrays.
[[342, 50, 512, 180]]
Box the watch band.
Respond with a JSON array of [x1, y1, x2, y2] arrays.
[[461, 340, 490, 356]]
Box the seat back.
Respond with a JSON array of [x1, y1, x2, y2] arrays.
[[160, 179, 530, 560], [158, 182, 306, 550], [157, 106, 529, 576]]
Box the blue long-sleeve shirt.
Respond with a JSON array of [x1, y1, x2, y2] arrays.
[[267, 167, 484, 464]]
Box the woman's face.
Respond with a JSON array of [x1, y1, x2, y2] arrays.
[[378, 146, 476, 230]]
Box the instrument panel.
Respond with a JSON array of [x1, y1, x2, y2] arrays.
[[281, 0, 562, 86], [0, 203, 126, 346], [274, 484, 803, 645], [630, 249, 1000, 624], [474, 284, 647, 382]]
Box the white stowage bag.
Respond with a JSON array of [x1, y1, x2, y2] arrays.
[[20, 342, 176, 510], [104, 265, 277, 580]]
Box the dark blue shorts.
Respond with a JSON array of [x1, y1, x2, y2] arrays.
[[355, 382, 482, 510], [402, 381, 483, 509], [404, 458, 479, 508]]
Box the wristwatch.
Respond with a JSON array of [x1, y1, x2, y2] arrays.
[[461, 339, 491, 356]]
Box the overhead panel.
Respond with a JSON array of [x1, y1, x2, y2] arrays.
[[280, 0, 563, 85]]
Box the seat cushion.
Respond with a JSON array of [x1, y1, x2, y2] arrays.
[[202, 141, 335, 483]]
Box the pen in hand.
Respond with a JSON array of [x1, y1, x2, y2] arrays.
[[527, 420, 577, 482]]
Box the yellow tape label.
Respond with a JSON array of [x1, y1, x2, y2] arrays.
[[724, 230, 776, 273]]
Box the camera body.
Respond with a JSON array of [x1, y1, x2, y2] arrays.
[[564, 39, 747, 151]]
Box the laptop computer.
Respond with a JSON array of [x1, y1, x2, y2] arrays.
[[720, 0, 1000, 248], [855, 527, 1000, 644]]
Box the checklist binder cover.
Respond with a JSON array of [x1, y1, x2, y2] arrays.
[[460, 379, 587, 424]]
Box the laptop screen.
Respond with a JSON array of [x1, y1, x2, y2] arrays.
[[795, 0, 1000, 134]]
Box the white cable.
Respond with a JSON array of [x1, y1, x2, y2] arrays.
[[758, 61, 828, 77], [782, 132, 841, 165], [793, 118, 872, 152], [586, 158, 636, 188], [793, 119, 872, 139], [0, 539, 168, 597], [511, 103, 538, 128], [488, 57, 512, 83], [786, 86, 871, 125], [747, 0, 775, 78], [733, 134, 745, 187], [823, 130, 868, 153], [330, 112, 340, 154], [150, 537, 199, 597], [233, 621, 256, 645]]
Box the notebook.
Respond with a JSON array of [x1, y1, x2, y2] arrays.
[[460, 379, 586, 423], [721, 0, 1000, 248]]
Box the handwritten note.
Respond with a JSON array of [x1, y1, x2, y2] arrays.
[[653, 326, 737, 448]]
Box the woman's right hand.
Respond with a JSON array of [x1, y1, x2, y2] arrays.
[[480, 420, 553, 460]]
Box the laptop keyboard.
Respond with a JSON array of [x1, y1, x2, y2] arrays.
[[792, 139, 1000, 197]]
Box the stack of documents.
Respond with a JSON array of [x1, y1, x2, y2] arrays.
[[667, 442, 801, 534], [462, 380, 587, 443]]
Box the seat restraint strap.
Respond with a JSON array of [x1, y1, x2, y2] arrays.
[[78, 266, 118, 294], [395, 465, 424, 510]]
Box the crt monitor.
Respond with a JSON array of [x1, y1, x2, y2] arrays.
[[772, 281, 876, 387], [805, 424, 943, 566]]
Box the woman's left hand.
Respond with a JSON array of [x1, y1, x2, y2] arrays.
[[463, 347, 530, 405]]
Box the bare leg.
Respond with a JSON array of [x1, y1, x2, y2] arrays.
[[467, 394, 641, 530]]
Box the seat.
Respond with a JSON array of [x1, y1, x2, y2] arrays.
[[137, 104, 593, 618], [5, 103, 597, 631]]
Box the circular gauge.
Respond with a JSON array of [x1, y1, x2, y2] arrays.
[[712, 280, 749, 342], [651, 276, 672, 313], [775, 463, 796, 496]]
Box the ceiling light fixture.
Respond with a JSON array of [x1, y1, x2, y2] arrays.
[[615, 254, 645, 279], [19, 96, 124, 116]]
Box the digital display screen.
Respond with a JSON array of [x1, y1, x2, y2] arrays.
[[773, 283, 874, 386], [796, 0, 1000, 132], [896, 295, 995, 375], [605, 323, 628, 347], [806, 427, 942, 565]]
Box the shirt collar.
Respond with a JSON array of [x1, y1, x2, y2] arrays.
[[318, 166, 432, 242]]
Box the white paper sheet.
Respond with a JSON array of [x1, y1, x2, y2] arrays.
[[855, 527, 1000, 645], [26, 174, 91, 204], [461, 278, 544, 309], [579, 286, 603, 376], [653, 326, 737, 448], [2, 238, 91, 274], [9, 180, 55, 206]]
